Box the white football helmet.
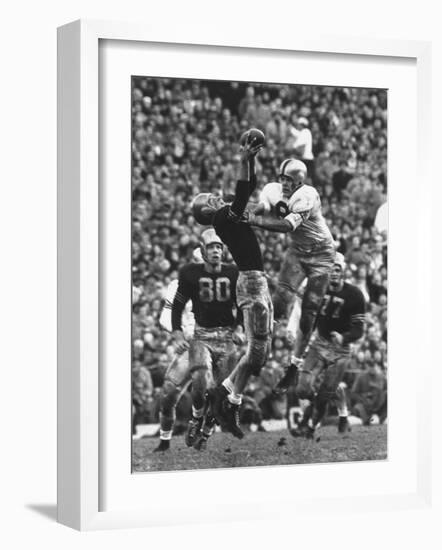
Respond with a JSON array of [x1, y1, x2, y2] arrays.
[[278, 159, 307, 194], [200, 228, 223, 264]]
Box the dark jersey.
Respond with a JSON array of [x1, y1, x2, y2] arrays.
[[316, 282, 366, 346], [213, 177, 263, 272], [213, 206, 264, 272], [171, 263, 239, 331]]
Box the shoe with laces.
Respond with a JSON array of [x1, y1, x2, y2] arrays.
[[193, 433, 209, 451], [273, 359, 301, 395], [338, 416, 350, 433], [222, 400, 244, 439], [209, 385, 229, 425], [153, 439, 171, 452], [185, 417, 203, 447]]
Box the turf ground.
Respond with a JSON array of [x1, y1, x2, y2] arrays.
[[132, 424, 387, 473]]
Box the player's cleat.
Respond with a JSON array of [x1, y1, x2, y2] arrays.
[[153, 439, 171, 452], [209, 385, 230, 425], [222, 400, 244, 439], [185, 417, 203, 447], [338, 416, 351, 434], [273, 361, 300, 395], [303, 425, 320, 442], [193, 434, 209, 451], [289, 426, 304, 438]]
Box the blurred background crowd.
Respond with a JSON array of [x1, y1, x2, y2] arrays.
[[131, 77, 388, 431]]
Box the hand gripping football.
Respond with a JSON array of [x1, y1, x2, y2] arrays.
[[240, 128, 266, 149]]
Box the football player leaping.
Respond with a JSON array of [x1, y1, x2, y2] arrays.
[[244, 159, 336, 392], [169, 228, 241, 450], [191, 134, 273, 439], [290, 253, 366, 438]]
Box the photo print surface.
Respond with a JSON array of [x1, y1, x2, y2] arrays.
[[131, 77, 388, 473]]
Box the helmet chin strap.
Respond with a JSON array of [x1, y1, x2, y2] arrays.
[[291, 180, 304, 193]]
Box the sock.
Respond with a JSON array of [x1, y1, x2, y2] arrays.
[[338, 405, 349, 417], [222, 378, 234, 394], [227, 393, 242, 406], [202, 425, 215, 437], [192, 406, 204, 419], [159, 429, 172, 441], [289, 354, 302, 366], [202, 414, 216, 437], [312, 398, 327, 427]]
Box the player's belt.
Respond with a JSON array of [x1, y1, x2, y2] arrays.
[[292, 238, 334, 255], [239, 270, 265, 277], [315, 335, 350, 356], [238, 270, 268, 286], [194, 326, 234, 340]]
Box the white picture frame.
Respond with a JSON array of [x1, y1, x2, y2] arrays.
[[57, 19, 433, 531]]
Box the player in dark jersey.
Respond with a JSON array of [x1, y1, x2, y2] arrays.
[[191, 133, 273, 439], [169, 228, 240, 449], [288, 253, 366, 437]]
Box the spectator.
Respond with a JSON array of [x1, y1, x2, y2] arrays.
[[351, 362, 387, 425], [132, 364, 154, 430], [289, 115, 314, 176], [332, 160, 353, 200], [131, 77, 388, 423]]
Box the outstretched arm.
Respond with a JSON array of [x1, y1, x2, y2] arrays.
[[247, 208, 310, 233], [229, 141, 262, 219], [247, 202, 267, 215], [247, 213, 294, 233]]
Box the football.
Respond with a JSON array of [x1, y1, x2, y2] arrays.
[[240, 127, 266, 148]]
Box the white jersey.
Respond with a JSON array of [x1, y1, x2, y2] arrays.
[[290, 127, 314, 160], [159, 279, 195, 339], [375, 202, 388, 235], [260, 182, 333, 252]]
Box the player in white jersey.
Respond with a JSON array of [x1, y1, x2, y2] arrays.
[[154, 250, 200, 452], [244, 159, 336, 391]]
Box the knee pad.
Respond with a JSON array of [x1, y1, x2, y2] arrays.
[[249, 341, 268, 376], [299, 295, 322, 336], [300, 274, 329, 334], [251, 302, 270, 340]]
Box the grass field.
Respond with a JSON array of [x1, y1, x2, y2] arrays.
[[132, 424, 387, 473]]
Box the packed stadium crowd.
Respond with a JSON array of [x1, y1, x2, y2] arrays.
[[132, 77, 388, 429]]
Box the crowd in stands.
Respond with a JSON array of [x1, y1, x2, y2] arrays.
[[131, 77, 388, 428]]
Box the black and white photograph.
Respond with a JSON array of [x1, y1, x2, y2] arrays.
[[131, 76, 388, 473]]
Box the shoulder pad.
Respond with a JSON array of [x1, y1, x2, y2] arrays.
[[288, 185, 318, 213], [260, 182, 281, 203], [180, 263, 200, 277], [346, 283, 367, 307]]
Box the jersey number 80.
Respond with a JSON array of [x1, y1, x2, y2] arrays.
[[199, 277, 231, 303]]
